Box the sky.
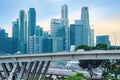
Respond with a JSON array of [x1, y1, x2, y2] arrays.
[[0, 0, 120, 45]]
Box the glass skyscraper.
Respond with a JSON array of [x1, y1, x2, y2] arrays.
[[12, 19, 19, 39], [28, 8, 36, 53], [81, 7, 91, 46], [96, 35, 111, 48], [19, 10, 27, 53], [61, 4, 69, 51], [51, 19, 64, 52], [28, 8, 36, 36]]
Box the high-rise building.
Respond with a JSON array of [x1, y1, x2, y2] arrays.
[[53, 38, 63, 52], [70, 24, 83, 47], [72, 7, 94, 47], [35, 26, 43, 53], [0, 38, 18, 54], [96, 35, 111, 48], [42, 38, 53, 53], [61, 4, 69, 51], [81, 7, 91, 46], [28, 8, 36, 36], [36, 26, 43, 37], [51, 19, 64, 52], [19, 10, 27, 53], [0, 28, 8, 38], [28, 8, 36, 54], [90, 29, 94, 47], [27, 35, 36, 53], [12, 19, 19, 39]]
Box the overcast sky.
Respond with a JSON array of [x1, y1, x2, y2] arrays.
[[0, 0, 120, 45]]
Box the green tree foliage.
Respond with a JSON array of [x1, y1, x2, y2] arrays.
[[79, 60, 102, 79], [65, 72, 90, 80], [75, 44, 107, 79], [96, 44, 107, 50], [75, 45, 91, 51]]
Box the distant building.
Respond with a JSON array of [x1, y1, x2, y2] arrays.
[[36, 26, 43, 37], [51, 19, 64, 52], [19, 10, 27, 53], [70, 24, 83, 48], [35, 26, 43, 53], [51, 19, 62, 38], [42, 38, 52, 53], [90, 29, 94, 47], [12, 19, 19, 39], [53, 38, 64, 52], [28, 8, 36, 54], [0, 38, 18, 54], [96, 35, 111, 48], [70, 7, 94, 47], [43, 31, 49, 38], [28, 8, 36, 36], [27, 35, 36, 53], [61, 4, 69, 51], [0, 28, 8, 38], [81, 7, 91, 46]]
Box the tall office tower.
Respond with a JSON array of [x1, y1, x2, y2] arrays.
[[0, 38, 18, 54], [12, 19, 19, 39], [90, 29, 94, 47], [61, 4, 69, 51], [12, 19, 19, 51], [28, 8, 36, 36], [70, 24, 83, 48], [28, 8, 36, 53], [81, 7, 95, 46], [0, 28, 8, 38], [51, 19, 64, 52], [43, 31, 49, 38], [96, 35, 111, 48], [81, 7, 91, 46], [35, 26, 43, 53], [42, 38, 53, 53], [19, 10, 27, 54]]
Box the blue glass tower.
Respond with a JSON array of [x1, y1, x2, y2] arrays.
[[28, 8, 36, 36], [19, 10, 27, 53], [28, 8, 36, 53]]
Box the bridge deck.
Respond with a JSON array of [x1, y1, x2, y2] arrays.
[[0, 50, 120, 63]]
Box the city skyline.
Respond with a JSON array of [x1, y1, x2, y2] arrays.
[[0, 0, 120, 45]]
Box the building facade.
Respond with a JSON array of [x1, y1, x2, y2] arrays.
[[51, 19, 64, 52], [96, 35, 111, 48], [61, 4, 69, 51], [28, 8, 36, 53], [19, 10, 27, 53]]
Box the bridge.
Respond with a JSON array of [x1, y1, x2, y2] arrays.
[[0, 50, 120, 80]]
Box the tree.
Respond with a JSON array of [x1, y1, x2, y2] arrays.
[[79, 60, 102, 79], [96, 44, 108, 50], [75, 45, 91, 51], [65, 72, 90, 80], [75, 45, 106, 79]]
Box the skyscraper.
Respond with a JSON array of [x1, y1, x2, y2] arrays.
[[28, 8, 36, 53], [81, 7, 91, 46], [12, 19, 19, 39], [28, 8, 36, 36], [19, 10, 27, 53], [74, 7, 94, 47], [96, 35, 111, 48], [61, 4, 69, 51], [36, 26, 43, 53], [70, 24, 83, 47], [0, 28, 8, 38], [51, 19, 64, 52]]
